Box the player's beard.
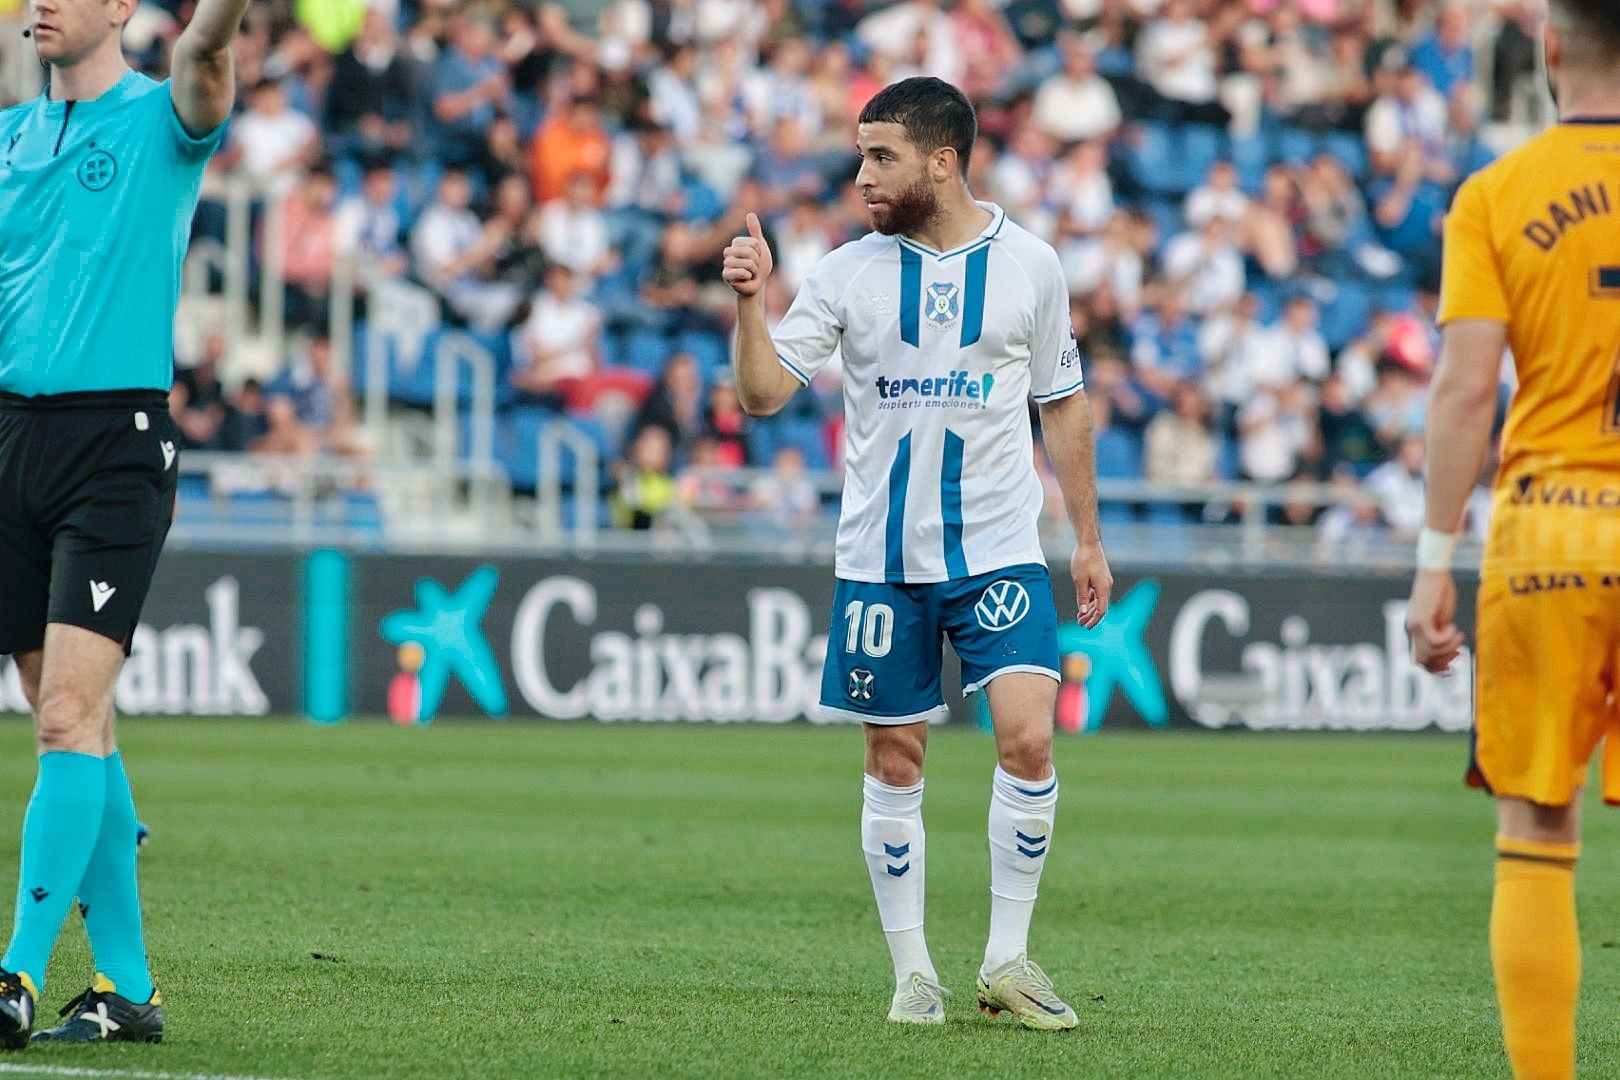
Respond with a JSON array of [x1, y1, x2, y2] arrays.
[[867, 173, 940, 237]]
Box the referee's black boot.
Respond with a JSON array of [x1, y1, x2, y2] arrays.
[[0, 966, 36, 1050], [31, 976, 162, 1045]]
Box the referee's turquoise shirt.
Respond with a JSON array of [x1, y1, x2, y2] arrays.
[[0, 69, 226, 396]]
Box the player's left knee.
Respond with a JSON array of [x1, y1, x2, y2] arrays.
[[34, 685, 111, 753], [997, 730, 1053, 781]]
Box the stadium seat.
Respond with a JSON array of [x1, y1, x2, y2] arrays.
[[1274, 127, 1318, 167], [495, 407, 610, 496], [673, 329, 729, 380], [1322, 131, 1369, 181], [1176, 125, 1225, 194], [1229, 133, 1271, 195], [1318, 281, 1372, 352], [353, 323, 517, 410], [623, 329, 671, 376], [1125, 122, 1178, 197]]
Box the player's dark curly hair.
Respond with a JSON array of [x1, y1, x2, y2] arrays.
[[858, 77, 978, 176]]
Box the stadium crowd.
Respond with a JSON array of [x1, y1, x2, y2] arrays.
[[0, 0, 1538, 539]]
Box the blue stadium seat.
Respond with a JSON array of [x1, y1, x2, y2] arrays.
[[353, 323, 517, 409], [672, 329, 728, 379], [623, 329, 671, 376], [1322, 130, 1369, 182], [1318, 280, 1372, 353], [1126, 122, 1178, 197], [1140, 199, 1184, 258], [1229, 133, 1271, 196], [1176, 125, 1225, 194], [495, 407, 610, 495], [1274, 127, 1318, 167]]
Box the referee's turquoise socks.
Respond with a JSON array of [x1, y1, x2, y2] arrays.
[[77, 752, 154, 1003], [3, 751, 106, 992]]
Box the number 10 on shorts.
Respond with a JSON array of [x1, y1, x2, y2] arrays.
[[844, 601, 894, 657]]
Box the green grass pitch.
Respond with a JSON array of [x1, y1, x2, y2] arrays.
[[0, 719, 1616, 1079]]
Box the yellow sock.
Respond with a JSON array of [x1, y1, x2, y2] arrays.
[[1492, 836, 1580, 1080]]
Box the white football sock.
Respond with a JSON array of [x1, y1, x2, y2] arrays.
[[861, 773, 936, 987], [984, 764, 1058, 973]]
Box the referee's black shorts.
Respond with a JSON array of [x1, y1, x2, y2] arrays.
[[0, 390, 180, 656]]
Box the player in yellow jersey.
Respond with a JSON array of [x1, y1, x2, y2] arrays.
[[1407, 2, 1620, 1077]]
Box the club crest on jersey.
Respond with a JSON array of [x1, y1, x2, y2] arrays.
[[848, 669, 876, 701], [924, 282, 959, 329]]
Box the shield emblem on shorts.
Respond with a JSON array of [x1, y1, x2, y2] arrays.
[[924, 282, 959, 327], [975, 581, 1031, 632], [848, 669, 876, 701]]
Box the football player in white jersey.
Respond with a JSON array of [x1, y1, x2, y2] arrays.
[[723, 77, 1112, 1028]]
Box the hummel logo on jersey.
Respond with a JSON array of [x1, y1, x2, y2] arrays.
[[160, 440, 176, 470], [28, 888, 47, 903], [868, 291, 893, 316], [975, 580, 1031, 632], [89, 581, 117, 613]]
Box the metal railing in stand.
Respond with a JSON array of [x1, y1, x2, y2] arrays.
[[537, 422, 600, 549], [360, 275, 438, 436], [222, 171, 253, 370], [432, 330, 501, 517], [258, 190, 285, 372]]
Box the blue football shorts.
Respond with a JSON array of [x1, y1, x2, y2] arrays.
[[818, 562, 1061, 724]]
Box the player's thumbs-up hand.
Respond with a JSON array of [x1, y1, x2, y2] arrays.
[[722, 213, 774, 299]]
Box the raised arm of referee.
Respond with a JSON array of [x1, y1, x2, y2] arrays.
[[0, 0, 250, 1048]]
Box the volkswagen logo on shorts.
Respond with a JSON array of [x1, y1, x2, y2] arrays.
[[77, 149, 117, 192], [848, 669, 876, 701], [975, 580, 1031, 631]]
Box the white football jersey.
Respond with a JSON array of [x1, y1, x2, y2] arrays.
[[774, 203, 1083, 584]]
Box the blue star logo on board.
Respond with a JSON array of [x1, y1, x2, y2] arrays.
[[380, 566, 508, 723], [1056, 580, 1167, 732]]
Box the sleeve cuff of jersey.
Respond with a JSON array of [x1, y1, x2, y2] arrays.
[[778, 354, 811, 386], [168, 98, 229, 157], [1033, 377, 1085, 403], [1436, 309, 1510, 326]]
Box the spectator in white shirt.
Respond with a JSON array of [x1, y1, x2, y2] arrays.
[[334, 161, 409, 278], [226, 78, 318, 199], [856, 0, 962, 84], [648, 44, 704, 141], [1184, 160, 1251, 229], [1138, 0, 1221, 118], [1161, 217, 1245, 316], [1031, 32, 1123, 146], [538, 172, 617, 287], [1364, 62, 1448, 175], [1051, 140, 1114, 241], [1062, 211, 1144, 318], [989, 125, 1058, 240], [1363, 433, 1428, 539], [513, 266, 604, 406], [410, 170, 526, 333]]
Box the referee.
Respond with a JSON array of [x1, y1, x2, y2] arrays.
[[0, 0, 250, 1048]]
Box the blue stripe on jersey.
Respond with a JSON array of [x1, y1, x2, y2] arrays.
[[885, 433, 912, 582], [1033, 377, 1085, 403], [899, 245, 922, 348], [959, 246, 989, 348], [777, 353, 810, 385], [941, 430, 967, 578]]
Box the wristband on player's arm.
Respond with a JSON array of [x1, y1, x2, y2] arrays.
[[1416, 527, 1459, 571]]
